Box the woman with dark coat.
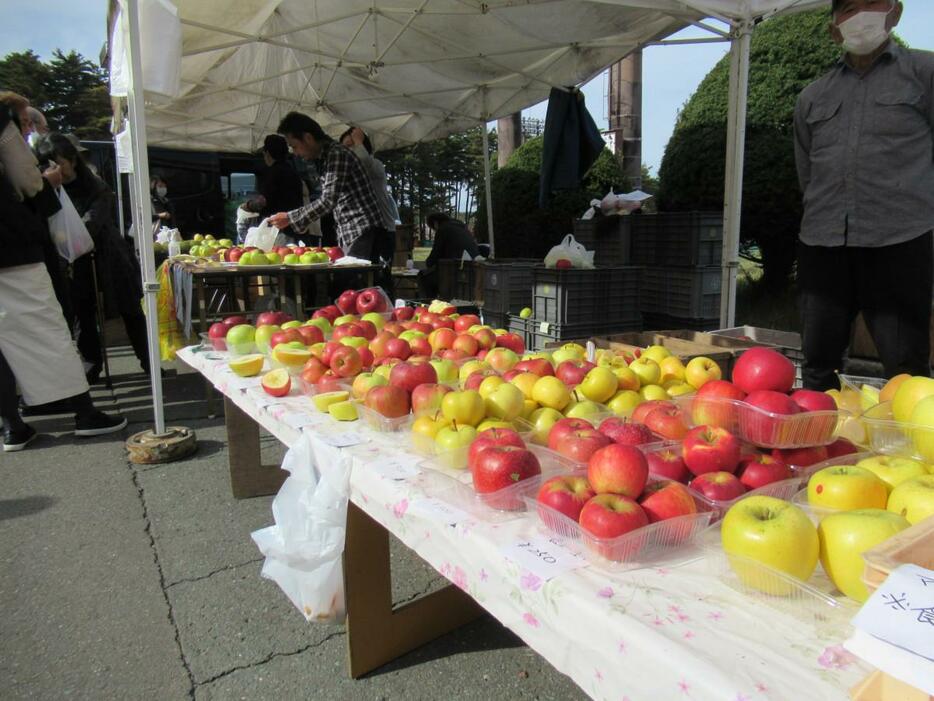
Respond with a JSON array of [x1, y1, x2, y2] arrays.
[[36, 132, 151, 379]]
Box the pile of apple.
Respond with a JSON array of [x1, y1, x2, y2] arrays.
[[187, 234, 234, 258], [222, 243, 344, 266], [461, 428, 543, 508], [535, 443, 702, 562]]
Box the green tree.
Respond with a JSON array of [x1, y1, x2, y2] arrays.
[[0, 50, 51, 106], [657, 10, 844, 288]]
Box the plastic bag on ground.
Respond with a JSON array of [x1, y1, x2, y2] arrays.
[[543, 234, 594, 269], [251, 433, 351, 623]]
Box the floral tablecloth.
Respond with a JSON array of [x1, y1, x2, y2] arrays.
[[178, 346, 868, 701]]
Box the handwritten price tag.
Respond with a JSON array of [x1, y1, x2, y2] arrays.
[[369, 459, 419, 481], [319, 431, 368, 448], [500, 534, 588, 581], [282, 412, 319, 430], [407, 498, 472, 527]]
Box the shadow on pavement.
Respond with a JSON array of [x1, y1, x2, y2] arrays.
[[0, 495, 58, 522]]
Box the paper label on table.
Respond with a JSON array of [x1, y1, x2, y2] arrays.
[[851, 564, 934, 661], [369, 458, 419, 481], [319, 431, 368, 448], [225, 376, 262, 391], [407, 498, 471, 527], [500, 534, 589, 581], [282, 412, 319, 430]]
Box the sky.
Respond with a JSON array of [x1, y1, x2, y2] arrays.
[[4, 1, 933, 174]]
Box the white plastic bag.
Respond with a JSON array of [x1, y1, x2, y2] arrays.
[[47, 189, 94, 262], [244, 219, 280, 252], [582, 189, 652, 219], [251, 433, 350, 623], [543, 234, 594, 269]]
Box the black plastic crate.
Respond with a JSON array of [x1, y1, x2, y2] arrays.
[[640, 266, 721, 319], [642, 313, 721, 332], [480, 259, 537, 315], [438, 259, 479, 301], [528, 316, 643, 351], [533, 266, 643, 326], [482, 310, 507, 330], [630, 211, 723, 266], [572, 217, 631, 266]]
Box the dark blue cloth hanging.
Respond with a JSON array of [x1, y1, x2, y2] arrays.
[[539, 86, 605, 207]]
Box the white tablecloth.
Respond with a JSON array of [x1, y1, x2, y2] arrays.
[[179, 346, 868, 701]]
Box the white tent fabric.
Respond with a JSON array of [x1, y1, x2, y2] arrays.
[[113, 0, 829, 432]]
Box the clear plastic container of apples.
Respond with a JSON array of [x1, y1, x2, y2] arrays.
[[410, 417, 534, 469], [859, 400, 934, 463]]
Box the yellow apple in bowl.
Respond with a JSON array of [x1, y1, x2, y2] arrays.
[[908, 394, 934, 462], [818, 508, 910, 602], [886, 474, 934, 524], [806, 465, 888, 511], [607, 389, 642, 417], [629, 357, 660, 387], [684, 356, 722, 390], [855, 455, 928, 494], [892, 376, 934, 423], [642, 344, 671, 364], [578, 366, 619, 403]]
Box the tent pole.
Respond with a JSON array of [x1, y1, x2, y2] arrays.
[[719, 19, 752, 329], [124, 0, 166, 434], [481, 122, 494, 257]]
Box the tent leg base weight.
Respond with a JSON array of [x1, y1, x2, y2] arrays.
[[126, 427, 198, 464]]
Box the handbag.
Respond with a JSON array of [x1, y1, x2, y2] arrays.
[[47, 188, 95, 262]]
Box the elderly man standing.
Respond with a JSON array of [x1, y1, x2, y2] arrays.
[[267, 113, 382, 260], [793, 0, 934, 390]]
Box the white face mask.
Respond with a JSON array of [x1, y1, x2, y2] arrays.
[[156, 186, 168, 198], [836, 8, 892, 56]]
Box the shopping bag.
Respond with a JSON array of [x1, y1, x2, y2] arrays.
[[244, 219, 280, 252], [47, 188, 94, 262], [154, 260, 185, 360], [543, 234, 594, 269], [251, 433, 350, 623]]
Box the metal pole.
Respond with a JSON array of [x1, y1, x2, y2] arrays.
[[124, 0, 166, 434], [481, 123, 495, 257], [719, 20, 752, 329], [113, 146, 129, 250]]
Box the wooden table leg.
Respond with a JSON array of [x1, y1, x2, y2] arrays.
[[343, 502, 484, 678], [224, 396, 288, 499]]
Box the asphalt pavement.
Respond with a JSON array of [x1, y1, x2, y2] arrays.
[[0, 346, 586, 700]]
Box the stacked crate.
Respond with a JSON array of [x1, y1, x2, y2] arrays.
[[631, 212, 723, 330], [572, 216, 631, 266], [437, 259, 480, 301], [479, 259, 537, 330]]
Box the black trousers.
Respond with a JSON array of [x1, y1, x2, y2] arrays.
[[798, 232, 933, 390]]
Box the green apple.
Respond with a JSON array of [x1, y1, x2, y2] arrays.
[[551, 344, 585, 365], [629, 357, 661, 387], [818, 508, 910, 602], [283, 253, 300, 264], [531, 376, 571, 411], [429, 358, 458, 384], [300, 252, 316, 264], [305, 317, 332, 336], [398, 330, 426, 343], [578, 366, 618, 403], [373, 364, 393, 382], [565, 399, 604, 421], [855, 456, 928, 494], [314, 252, 330, 263], [519, 307, 532, 319], [721, 495, 819, 595], [807, 465, 888, 512], [312, 390, 350, 413], [265, 252, 282, 264], [225, 324, 255, 353], [361, 312, 386, 330], [908, 394, 934, 462], [484, 382, 524, 420], [434, 423, 478, 462], [280, 320, 303, 330], [339, 336, 368, 349], [528, 407, 563, 445], [334, 314, 357, 326], [441, 389, 486, 426], [607, 389, 642, 417], [352, 372, 387, 400], [254, 324, 281, 353], [887, 474, 934, 524]]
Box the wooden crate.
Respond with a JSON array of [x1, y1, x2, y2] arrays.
[[861, 517, 934, 595]]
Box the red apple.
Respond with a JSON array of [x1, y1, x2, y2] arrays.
[[643, 406, 690, 441], [295, 325, 324, 346], [579, 495, 649, 544], [691, 379, 746, 429], [326, 247, 344, 262], [555, 360, 596, 388], [300, 357, 328, 384], [332, 323, 365, 342], [467, 428, 525, 472], [208, 322, 228, 349], [431, 317, 456, 331], [330, 346, 363, 378], [389, 361, 437, 394], [790, 389, 837, 413], [587, 443, 649, 497], [682, 425, 741, 476], [369, 331, 396, 358], [472, 328, 497, 350], [452, 334, 480, 357], [470, 446, 541, 508], [454, 314, 481, 333], [364, 384, 410, 418], [357, 346, 374, 369], [222, 315, 247, 327], [536, 475, 595, 522], [384, 338, 412, 360], [428, 327, 457, 352], [256, 311, 281, 327], [646, 449, 690, 482], [732, 347, 796, 394], [270, 328, 304, 349], [631, 400, 675, 426], [738, 454, 792, 490], [547, 417, 594, 451], [554, 429, 613, 466], [336, 289, 359, 314], [514, 358, 554, 377], [440, 349, 470, 362], [639, 480, 697, 523], [597, 418, 657, 446], [742, 389, 801, 445], [495, 332, 526, 355], [409, 337, 432, 357], [392, 306, 415, 322], [383, 321, 405, 336], [464, 370, 497, 391], [690, 471, 746, 501], [771, 445, 829, 468], [356, 288, 387, 314], [321, 341, 342, 367], [356, 320, 378, 340]]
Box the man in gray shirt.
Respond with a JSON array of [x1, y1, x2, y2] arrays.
[[794, 0, 933, 389]]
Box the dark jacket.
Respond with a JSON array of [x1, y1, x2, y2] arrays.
[[259, 159, 304, 219], [425, 220, 480, 269]]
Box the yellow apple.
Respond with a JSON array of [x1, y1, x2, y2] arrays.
[[565, 399, 604, 421], [532, 376, 571, 411], [639, 384, 669, 401], [856, 455, 928, 494], [373, 364, 393, 382], [818, 509, 910, 602], [612, 366, 640, 392], [550, 344, 585, 365], [908, 394, 934, 462], [228, 354, 264, 377], [721, 496, 819, 594], [484, 382, 524, 420], [658, 356, 686, 384], [510, 372, 539, 400], [476, 418, 514, 432], [886, 474, 934, 524], [642, 344, 672, 363], [441, 389, 486, 426], [458, 360, 491, 385], [578, 366, 618, 403], [607, 389, 642, 417], [328, 400, 358, 421], [520, 398, 538, 419], [806, 465, 888, 511], [528, 407, 563, 444], [312, 390, 350, 413], [412, 411, 451, 452], [684, 356, 722, 390], [666, 382, 696, 398], [879, 373, 911, 403], [629, 357, 660, 387], [478, 375, 505, 399], [892, 376, 934, 423]]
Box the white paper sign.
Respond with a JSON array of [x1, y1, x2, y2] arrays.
[[319, 431, 368, 449], [282, 412, 319, 430], [225, 376, 262, 391], [407, 498, 471, 527], [369, 458, 419, 481], [851, 564, 934, 662], [500, 534, 589, 581]]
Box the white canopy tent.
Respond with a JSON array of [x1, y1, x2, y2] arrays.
[[111, 0, 829, 433]]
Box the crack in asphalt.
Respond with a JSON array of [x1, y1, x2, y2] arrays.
[[193, 630, 346, 690], [165, 557, 264, 589]]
